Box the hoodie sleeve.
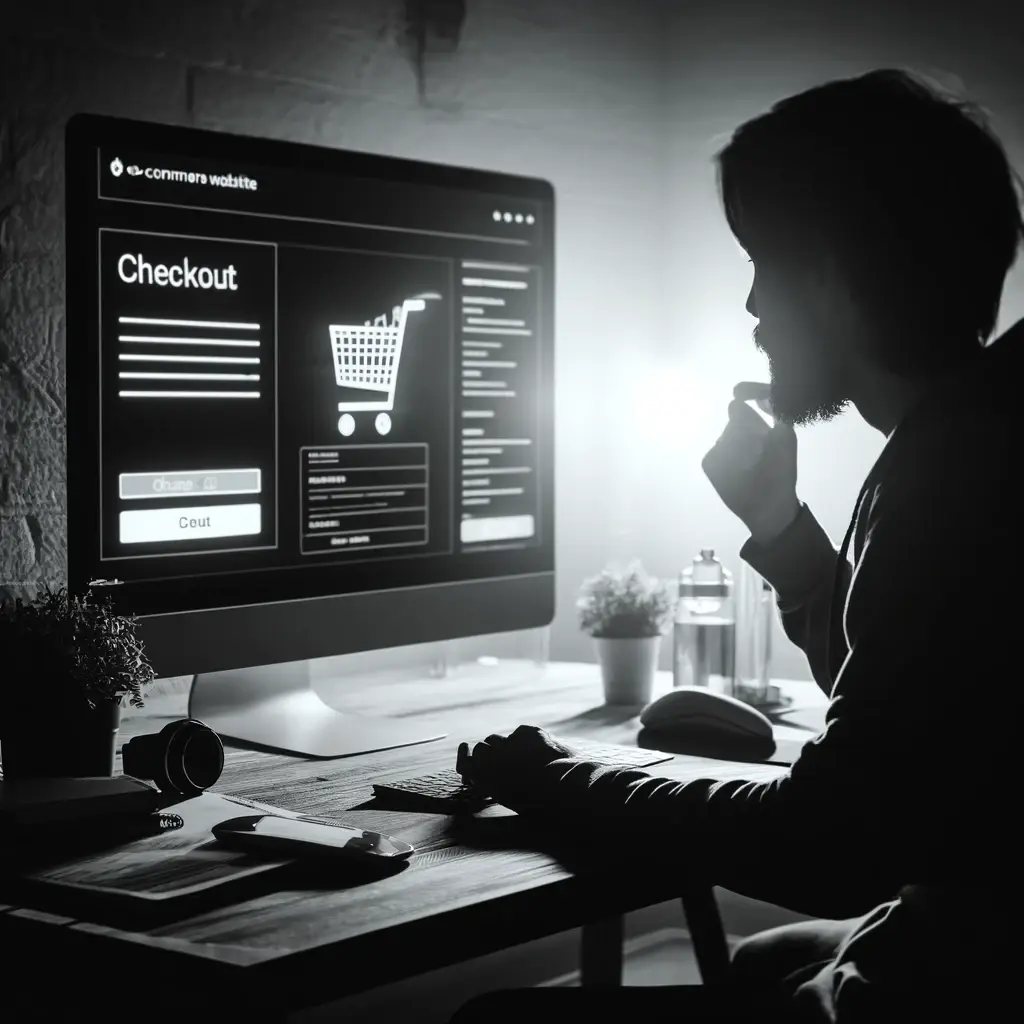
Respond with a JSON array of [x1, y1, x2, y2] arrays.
[[510, 453, 1003, 917], [740, 502, 851, 696]]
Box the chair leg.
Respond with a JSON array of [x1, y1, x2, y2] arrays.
[[681, 886, 732, 985], [580, 914, 625, 987]]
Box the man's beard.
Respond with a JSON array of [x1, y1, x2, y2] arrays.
[[755, 325, 849, 426]]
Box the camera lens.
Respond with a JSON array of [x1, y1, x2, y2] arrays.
[[122, 718, 224, 798], [178, 726, 224, 791]]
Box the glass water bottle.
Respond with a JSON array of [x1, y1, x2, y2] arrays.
[[673, 549, 736, 694], [735, 562, 774, 706]]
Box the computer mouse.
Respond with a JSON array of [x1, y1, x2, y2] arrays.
[[639, 687, 773, 741]]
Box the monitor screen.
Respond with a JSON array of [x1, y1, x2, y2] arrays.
[[65, 116, 555, 661]]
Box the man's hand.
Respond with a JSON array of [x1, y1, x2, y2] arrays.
[[701, 381, 800, 546], [459, 726, 578, 805]]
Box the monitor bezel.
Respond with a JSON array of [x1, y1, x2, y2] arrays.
[[64, 113, 555, 674]]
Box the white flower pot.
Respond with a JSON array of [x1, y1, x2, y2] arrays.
[[594, 635, 662, 705]]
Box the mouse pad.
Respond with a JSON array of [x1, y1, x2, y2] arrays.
[[638, 726, 812, 767], [773, 703, 829, 733]]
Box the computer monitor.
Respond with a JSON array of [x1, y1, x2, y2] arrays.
[[64, 114, 555, 758]]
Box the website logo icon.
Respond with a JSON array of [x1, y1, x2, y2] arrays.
[[127, 164, 142, 176], [109, 157, 124, 177]]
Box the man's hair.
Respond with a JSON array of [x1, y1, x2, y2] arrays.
[[715, 68, 1024, 373]]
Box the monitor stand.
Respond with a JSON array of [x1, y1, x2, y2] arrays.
[[187, 660, 447, 758]]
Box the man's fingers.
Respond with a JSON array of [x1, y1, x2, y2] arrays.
[[732, 381, 778, 419], [728, 391, 796, 438], [771, 412, 797, 436], [511, 724, 544, 742], [733, 381, 771, 402], [726, 399, 772, 435], [465, 741, 496, 784]]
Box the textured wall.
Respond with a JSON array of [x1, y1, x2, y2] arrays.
[[0, 0, 670, 668], [7, 1, 1018, 1012], [4, 0, 1023, 683]]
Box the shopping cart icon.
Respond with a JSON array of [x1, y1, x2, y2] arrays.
[[329, 292, 439, 437]]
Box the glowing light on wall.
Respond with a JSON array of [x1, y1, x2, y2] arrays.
[[617, 357, 724, 475]]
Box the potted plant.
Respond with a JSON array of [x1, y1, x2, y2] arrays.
[[0, 585, 154, 779], [576, 561, 674, 705]]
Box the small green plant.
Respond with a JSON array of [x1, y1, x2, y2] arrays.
[[0, 585, 154, 712], [576, 561, 674, 639]]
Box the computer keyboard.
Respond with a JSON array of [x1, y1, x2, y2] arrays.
[[372, 738, 673, 812]]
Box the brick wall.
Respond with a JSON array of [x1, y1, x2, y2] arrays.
[[0, 0, 671, 668]]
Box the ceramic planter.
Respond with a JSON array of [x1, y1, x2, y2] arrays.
[[594, 635, 661, 705]]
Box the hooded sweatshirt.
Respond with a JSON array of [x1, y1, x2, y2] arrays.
[[511, 317, 1024, 1021]]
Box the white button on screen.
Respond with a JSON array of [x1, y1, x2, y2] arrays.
[[461, 515, 535, 544], [119, 468, 261, 500], [120, 503, 261, 544]]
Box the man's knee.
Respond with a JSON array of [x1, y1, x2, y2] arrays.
[[730, 918, 860, 988], [731, 928, 784, 984]]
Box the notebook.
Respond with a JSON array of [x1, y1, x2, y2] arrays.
[[0, 775, 161, 828], [1, 790, 301, 924]]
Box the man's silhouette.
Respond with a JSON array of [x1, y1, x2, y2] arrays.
[[451, 68, 1024, 1023]]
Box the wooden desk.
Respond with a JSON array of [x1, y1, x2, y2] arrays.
[[1, 662, 814, 1020]]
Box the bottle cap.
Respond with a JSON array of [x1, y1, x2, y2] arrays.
[[679, 549, 732, 598]]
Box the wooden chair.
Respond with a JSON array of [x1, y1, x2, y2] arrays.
[[681, 885, 733, 984], [580, 885, 732, 987]]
